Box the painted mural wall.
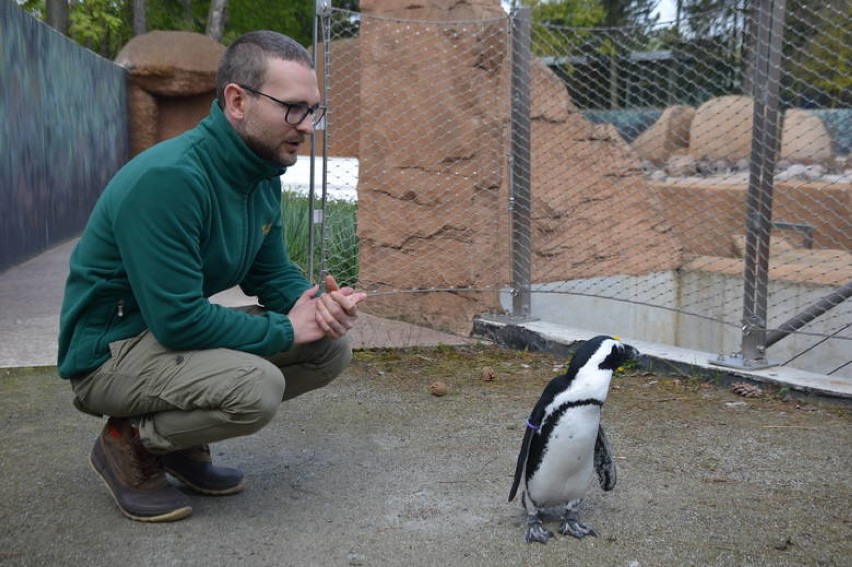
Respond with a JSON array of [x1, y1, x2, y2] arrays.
[[0, 1, 128, 271]]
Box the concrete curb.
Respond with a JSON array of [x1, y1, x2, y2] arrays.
[[474, 316, 852, 402]]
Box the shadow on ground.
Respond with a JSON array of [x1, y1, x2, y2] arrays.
[[1, 345, 850, 566]]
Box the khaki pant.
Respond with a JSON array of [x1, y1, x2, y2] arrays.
[[71, 307, 351, 453]]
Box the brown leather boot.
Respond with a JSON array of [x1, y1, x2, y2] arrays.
[[90, 418, 192, 522], [161, 445, 245, 496]]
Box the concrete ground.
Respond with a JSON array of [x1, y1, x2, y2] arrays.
[[1, 241, 850, 566], [1, 348, 850, 566]]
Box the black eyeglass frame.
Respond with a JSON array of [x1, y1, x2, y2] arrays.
[[237, 84, 326, 127]]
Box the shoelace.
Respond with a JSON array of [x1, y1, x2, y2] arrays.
[[126, 435, 165, 484]]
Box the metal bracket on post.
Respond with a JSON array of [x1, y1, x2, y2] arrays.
[[712, 315, 774, 370]]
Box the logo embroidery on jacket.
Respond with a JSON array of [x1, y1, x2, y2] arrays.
[[261, 223, 273, 235]]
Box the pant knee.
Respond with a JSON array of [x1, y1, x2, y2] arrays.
[[225, 361, 285, 434], [280, 337, 352, 400], [315, 337, 353, 383]]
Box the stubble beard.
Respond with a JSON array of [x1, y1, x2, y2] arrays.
[[236, 119, 296, 168]]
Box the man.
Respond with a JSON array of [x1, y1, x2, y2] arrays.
[[57, 31, 365, 522]]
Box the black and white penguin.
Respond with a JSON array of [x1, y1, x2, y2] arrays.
[[508, 335, 639, 544]]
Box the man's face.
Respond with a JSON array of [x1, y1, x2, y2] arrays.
[[235, 58, 321, 167]]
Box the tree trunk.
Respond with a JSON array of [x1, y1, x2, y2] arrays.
[[45, 0, 69, 36], [608, 56, 619, 109], [180, 0, 193, 28], [206, 0, 228, 42], [133, 0, 147, 36], [741, 3, 757, 96]]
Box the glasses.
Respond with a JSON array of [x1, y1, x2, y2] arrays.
[[238, 84, 326, 127]]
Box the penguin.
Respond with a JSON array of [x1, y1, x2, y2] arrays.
[[508, 335, 639, 544]]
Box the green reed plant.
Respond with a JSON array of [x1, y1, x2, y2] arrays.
[[281, 190, 359, 288]]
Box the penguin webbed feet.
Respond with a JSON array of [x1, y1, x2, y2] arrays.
[[559, 507, 598, 539], [525, 513, 554, 544]]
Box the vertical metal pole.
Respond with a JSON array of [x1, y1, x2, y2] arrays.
[[741, 0, 785, 366], [318, 0, 332, 290], [307, 2, 321, 282], [510, 8, 532, 319], [309, 0, 330, 290]]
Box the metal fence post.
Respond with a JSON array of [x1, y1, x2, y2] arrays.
[[714, 0, 786, 370], [311, 0, 331, 290], [510, 7, 532, 319]]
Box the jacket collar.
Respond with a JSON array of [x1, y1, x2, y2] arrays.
[[198, 101, 286, 190]]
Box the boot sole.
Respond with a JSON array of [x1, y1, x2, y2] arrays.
[[163, 467, 246, 496], [89, 451, 193, 523]]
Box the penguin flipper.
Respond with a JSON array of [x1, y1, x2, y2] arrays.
[[594, 423, 617, 491], [508, 425, 534, 502]]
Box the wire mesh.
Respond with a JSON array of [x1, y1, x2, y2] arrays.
[[311, 7, 512, 334], [312, 2, 850, 377]]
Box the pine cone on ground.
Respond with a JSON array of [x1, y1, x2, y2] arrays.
[[730, 381, 763, 398], [480, 366, 496, 382]]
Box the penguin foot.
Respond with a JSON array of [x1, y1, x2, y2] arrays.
[[525, 515, 553, 544], [559, 518, 598, 539]]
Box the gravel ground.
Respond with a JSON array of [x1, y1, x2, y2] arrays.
[[1, 345, 850, 567]]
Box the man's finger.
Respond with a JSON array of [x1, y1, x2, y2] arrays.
[[325, 275, 340, 293]]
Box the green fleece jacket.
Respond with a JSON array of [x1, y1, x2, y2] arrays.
[[57, 102, 312, 378]]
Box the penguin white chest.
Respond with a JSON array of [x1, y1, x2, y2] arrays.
[[527, 405, 601, 506]]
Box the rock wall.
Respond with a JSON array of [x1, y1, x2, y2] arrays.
[[648, 179, 851, 258], [527, 60, 682, 282], [355, 0, 509, 335], [308, 37, 361, 158], [354, 0, 682, 334]]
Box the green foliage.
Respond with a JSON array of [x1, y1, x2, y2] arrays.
[[523, 0, 604, 57], [69, 0, 126, 51], [18, 0, 45, 20], [18, 0, 319, 58], [600, 0, 659, 28], [280, 191, 359, 288], [523, 0, 604, 27], [146, 0, 200, 33], [222, 0, 313, 47], [784, 1, 851, 107]]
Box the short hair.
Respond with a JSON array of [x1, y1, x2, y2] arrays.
[[216, 31, 314, 108]]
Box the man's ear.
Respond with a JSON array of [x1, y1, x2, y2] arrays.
[[222, 83, 249, 121]]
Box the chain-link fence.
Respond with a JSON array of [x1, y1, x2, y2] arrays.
[[308, 1, 850, 378]]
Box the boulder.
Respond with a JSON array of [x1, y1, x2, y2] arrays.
[[631, 105, 695, 164], [115, 31, 224, 96], [665, 155, 698, 177], [780, 108, 834, 164], [689, 95, 754, 162], [116, 31, 224, 156]]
